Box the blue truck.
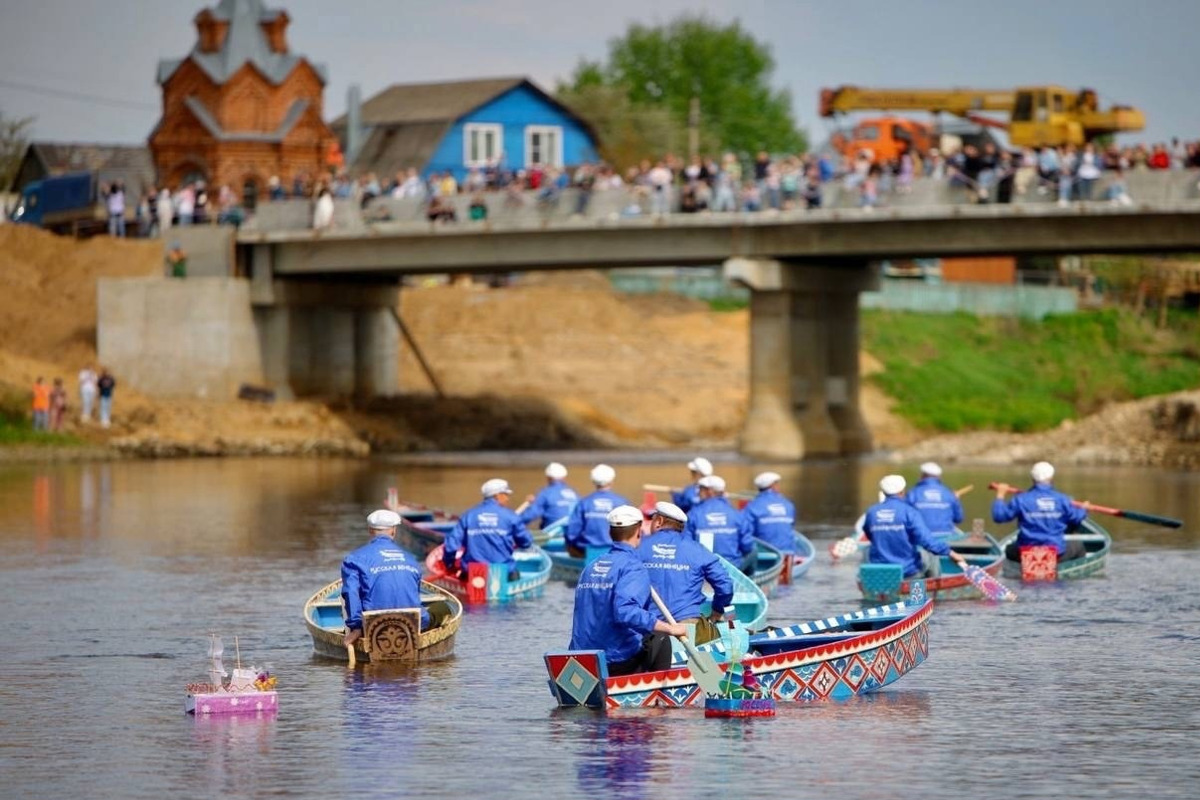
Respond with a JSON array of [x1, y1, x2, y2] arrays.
[[8, 171, 134, 236]]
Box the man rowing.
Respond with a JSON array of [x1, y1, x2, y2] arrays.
[[863, 475, 967, 578], [520, 462, 577, 531], [443, 478, 533, 581], [565, 464, 629, 558], [992, 461, 1090, 562], [905, 462, 965, 539], [638, 501, 733, 635], [342, 509, 429, 649], [741, 471, 797, 554], [684, 475, 755, 572], [671, 456, 713, 514]]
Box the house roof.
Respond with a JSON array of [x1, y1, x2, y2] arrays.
[[17, 142, 157, 190], [349, 122, 452, 179], [157, 0, 327, 87], [182, 96, 310, 142]]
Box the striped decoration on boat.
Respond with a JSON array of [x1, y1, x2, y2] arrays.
[[756, 601, 913, 640]]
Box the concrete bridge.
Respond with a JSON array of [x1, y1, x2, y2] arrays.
[[99, 172, 1200, 460]]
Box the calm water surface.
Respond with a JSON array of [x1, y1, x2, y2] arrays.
[[0, 456, 1197, 800]]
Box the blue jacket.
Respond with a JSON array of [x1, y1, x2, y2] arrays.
[[863, 496, 951, 578], [671, 483, 702, 514], [341, 536, 429, 630], [685, 497, 754, 562], [519, 480, 578, 529], [992, 483, 1087, 554], [569, 542, 659, 663], [565, 489, 630, 550], [443, 498, 532, 571], [742, 489, 797, 553], [637, 531, 733, 621], [906, 477, 964, 537]]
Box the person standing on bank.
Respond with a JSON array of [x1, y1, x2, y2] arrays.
[[342, 509, 430, 649], [992, 462, 1090, 562], [864, 475, 967, 578], [741, 472, 797, 554], [97, 368, 116, 428], [569, 505, 688, 676], [443, 478, 533, 581], [672, 456, 712, 514], [78, 365, 98, 423], [639, 501, 733, 640], [520, 462, 577, 531], [906, 462, 964, 538], [565, 464, 628, 558], [685, 475, 756, 572]]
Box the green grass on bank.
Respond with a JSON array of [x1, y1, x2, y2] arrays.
[[862, 309, 1200, 432], [0, 387, 83, 446]]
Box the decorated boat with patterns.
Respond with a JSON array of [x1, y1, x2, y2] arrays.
[[858, 531, 1005, 603], [424, 543, 552, 604], [998, 518, 1111, 581], [303, 579, 462, 664], [545, 598, 932, 709]]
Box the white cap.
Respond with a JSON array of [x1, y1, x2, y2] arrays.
[[607, 505, 644, 527], [367, 509, 402, 529], [880, 475, 907, 496], [545, 462, 568, 480], [481, 478, 513, 498], [699, 475, 726, 493], [754, 471, 781, 490], [920, 462, 943, 477], [1031, 461, 1055, 483], [591, 464, 616, 485], [653, 501, 687, 523], [687, 457, 714, 477]]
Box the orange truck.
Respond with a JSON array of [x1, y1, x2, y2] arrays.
[[829, 117, 935, 164]]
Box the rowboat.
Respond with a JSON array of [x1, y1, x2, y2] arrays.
[[424, 543, 552, 604], [303, 579, 462, 664], [747, 539, 785, 595], [858, 533, 1005, 603], [779, 530, 817, 584], [998, 518, 1112, 580], [545, 597, 932, 709], [382, 496, 458, 557]]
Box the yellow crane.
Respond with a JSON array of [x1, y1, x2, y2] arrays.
[[819, 85, 1145, 147]]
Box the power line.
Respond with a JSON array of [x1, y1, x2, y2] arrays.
[[0, 78, 158, 112]]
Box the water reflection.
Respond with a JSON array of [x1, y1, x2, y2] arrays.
[[551, 708, 670, 800]]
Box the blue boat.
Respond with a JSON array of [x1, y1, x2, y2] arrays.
[[425, 543, 552, 604]]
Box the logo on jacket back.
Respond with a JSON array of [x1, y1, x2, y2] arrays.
[[1036, 498, 1057, 511], [705, 513, 727, 526], [593, 498, 613, 512], [590, 561, 611, 576], [651, 543, 678, 560], [379, 549, 408, 561], [768, 503, 787, 516], [922, 490, 943, 502], [478, 513, 499, 527], [876, 509, 896, 522], [561, 489, 577, 501]]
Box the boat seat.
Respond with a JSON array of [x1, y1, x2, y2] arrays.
[[859, 564, 904, 598]]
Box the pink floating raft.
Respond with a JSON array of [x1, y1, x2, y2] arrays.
[[703, 650, 777, 718], [185, 635, 278, 715]]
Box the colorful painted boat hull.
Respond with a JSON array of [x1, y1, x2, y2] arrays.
[[303, 579, 462, 664], [186, 690, 278, 715], [424, 544, 552, 604], [545, 599, 933, 709], [999, 519, 1111, 581], [857, 534, 1005, 603]]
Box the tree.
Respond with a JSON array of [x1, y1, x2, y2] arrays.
[[558, 15, 806, 160], [1, 109, 34, 192]]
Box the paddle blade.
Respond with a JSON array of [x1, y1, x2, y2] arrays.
[[1118, 509, 1183, 529], [964, 564, 1017, 602], [830, 536, 860, 560], [679, 638, 726, 697]]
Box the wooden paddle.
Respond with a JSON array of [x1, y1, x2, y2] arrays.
[[955, 484, 974, 497], [649, 587, 724, 697], [961, 563, 1017, 601], [989, 482, 1182, 529], [346, 640, 357, 668]]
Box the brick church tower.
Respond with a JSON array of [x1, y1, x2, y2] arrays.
[[149, 0, 337, 204]]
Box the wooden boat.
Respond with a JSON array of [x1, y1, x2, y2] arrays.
[[778, 530, 816, 584], [303, 579, 462, 664], [998, 518, 1111, 581], [424, 543, 552, 604], [384, 492, 458, 557], [747, 539, 785, 595], [545, 597, 932, 709], [857, 533, 1005, 603]]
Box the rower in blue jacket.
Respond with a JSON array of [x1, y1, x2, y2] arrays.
[[742, 471, 797, 553], [565, 464, 629, 557], [992, 461, 1090, 562], [443, 478, 533, 581], [906, 462, 964, 538], [671, 456, 712, 513], [864, 475, 966, 578], [342, 509, 430, 647], [520, 462, 577, 531], [638, 501, 733, 626], [569, 505, 687, 676], [685, 475, 755, 572]]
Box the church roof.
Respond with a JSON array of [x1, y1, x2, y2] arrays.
[[157, 0, 327, 87]]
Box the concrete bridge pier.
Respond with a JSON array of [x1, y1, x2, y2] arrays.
[[250, 244, 400, 400], [725, 258, 878, 460]]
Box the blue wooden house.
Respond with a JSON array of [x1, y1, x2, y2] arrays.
[[332, 77, 600, 182]]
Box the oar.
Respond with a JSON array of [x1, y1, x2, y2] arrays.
[[649, 587, 724, 697], [989, 483, 1182, 529], [643, 483, 676, 493], [515, 498, 531, 515], [346, 640, 356, 668], [955, 484, 974, 497], [962, 564, 1017, 602]]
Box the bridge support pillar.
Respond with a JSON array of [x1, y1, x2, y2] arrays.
[[726, 258, 878, 460]]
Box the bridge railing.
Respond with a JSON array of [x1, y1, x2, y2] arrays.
[[240, 172, 1200, 234]]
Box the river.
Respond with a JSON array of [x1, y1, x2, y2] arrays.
[[0, 455, 1196, 799]]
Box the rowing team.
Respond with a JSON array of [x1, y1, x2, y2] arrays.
[[854, 460, 1094, 580]]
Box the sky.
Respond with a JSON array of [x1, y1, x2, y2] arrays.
[[1, 0, 1198, 147]]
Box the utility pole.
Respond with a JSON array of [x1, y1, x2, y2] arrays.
[[688, 95, 700, 161]]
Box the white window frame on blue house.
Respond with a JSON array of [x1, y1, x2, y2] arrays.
[[524, 125, 564, 168], [464, 123, 503, 167]]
